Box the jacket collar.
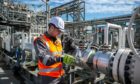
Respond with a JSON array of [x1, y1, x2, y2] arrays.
[[44, 32, 57, 42]]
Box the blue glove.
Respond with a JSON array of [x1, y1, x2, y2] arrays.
[[63, 54, 75, 65]]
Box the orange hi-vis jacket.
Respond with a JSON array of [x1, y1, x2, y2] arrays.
[[36, 34, 64, 78]]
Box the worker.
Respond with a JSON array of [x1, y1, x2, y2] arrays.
[[34, 16, 75, 84]]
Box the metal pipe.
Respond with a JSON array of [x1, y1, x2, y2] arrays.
[[93, 51, 113, 74], [46, 1, 49, 31], [104, 23, 122, 49], [127, 7, 139, 56]]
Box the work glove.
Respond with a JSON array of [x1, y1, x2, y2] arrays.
[[63, 54, 75, 65]]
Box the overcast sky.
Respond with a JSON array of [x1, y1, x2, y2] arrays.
[[19, 0, 140, 20]]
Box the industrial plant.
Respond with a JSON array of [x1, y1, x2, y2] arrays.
[[0, 0, 140, 84]]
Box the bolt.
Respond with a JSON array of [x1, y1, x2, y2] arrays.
[[126, 60, 131, 64], [125, 66, 130, 70]]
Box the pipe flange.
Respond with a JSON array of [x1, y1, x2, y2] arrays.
[[112, 49, 125, 82], [124, 52, 134, 84]]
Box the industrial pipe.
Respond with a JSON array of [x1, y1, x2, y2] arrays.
[[104, 23, 123, 49], [127, 7, 139, 57]]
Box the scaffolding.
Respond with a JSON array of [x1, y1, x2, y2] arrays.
[[30, 13, 46, 34], [0, 0, 30, 29]]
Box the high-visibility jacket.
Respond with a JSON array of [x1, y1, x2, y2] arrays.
[[35, 34, 64, 78]]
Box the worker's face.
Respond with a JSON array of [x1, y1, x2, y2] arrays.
[[49, 25, 61, 37]]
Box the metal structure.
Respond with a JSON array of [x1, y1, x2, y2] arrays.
[[29, 13, 46, 43], [0, 0, 47, 48], [72, 7, 140, 84], [0, 0, 30, 29], [50, 0, 85, 22], [65, 14, 140, 47], [0, 0, 140, 84]]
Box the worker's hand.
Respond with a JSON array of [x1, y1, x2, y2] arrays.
[[63, 54, 75, 65]]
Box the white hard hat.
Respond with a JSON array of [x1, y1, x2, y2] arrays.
[[49, 16, 65, 32]]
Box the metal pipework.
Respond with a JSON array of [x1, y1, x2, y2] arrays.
[[81, 49, 95, 64], [75, 48, 96, 69], [122, 27, 134, 48], [93, 51, 114, 75], [92, 49, 132, 83], [104, 23, 123, 49], [127, 7, 140, 56], [74, 47, 140, 84], [92, 49, 140, 84]]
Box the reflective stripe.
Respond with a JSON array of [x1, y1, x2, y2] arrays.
[[45, 42, 50, 50], [40, 36, 50, 50], [42, 55, 49, 65], [39, 67, 59, 73], [52, 52, 62, 56]]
